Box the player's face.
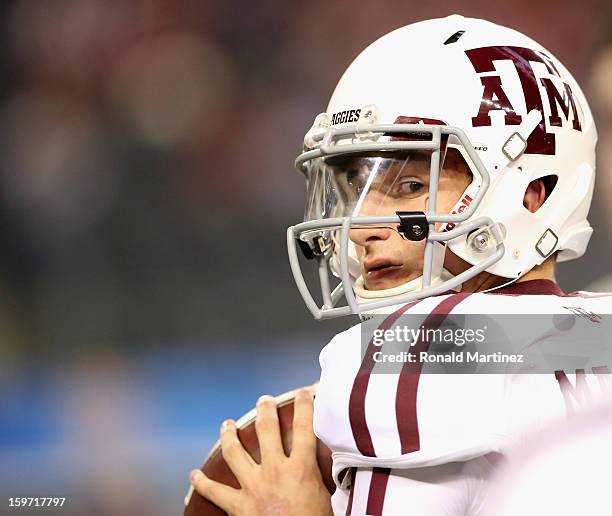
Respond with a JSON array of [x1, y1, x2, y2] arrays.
[[341, 149, 472, 291]]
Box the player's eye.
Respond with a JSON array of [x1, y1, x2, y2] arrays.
[[394, 179, 425, 197]]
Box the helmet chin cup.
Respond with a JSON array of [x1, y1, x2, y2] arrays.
[[287, 212, 505, 320]]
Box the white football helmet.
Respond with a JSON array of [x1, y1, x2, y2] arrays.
[[287, 15, 596, 319]]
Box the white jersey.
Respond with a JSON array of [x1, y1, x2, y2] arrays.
[[482, 401, 612, 516], [313, 280, 612, 516]]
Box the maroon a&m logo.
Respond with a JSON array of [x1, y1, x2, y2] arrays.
[[465, 46, 582, 155]]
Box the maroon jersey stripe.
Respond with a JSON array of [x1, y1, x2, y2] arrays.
[[365, 467, 391, 516], [345, 468, 356, 516], [488, 279, 565, 296], [349, 300, 423, 457], [396, 292, 473, 454]]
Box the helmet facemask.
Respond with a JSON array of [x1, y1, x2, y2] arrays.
[[287, 121, 506, 319]]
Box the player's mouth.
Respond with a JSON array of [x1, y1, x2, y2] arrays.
[[364, 259, 404, 281]]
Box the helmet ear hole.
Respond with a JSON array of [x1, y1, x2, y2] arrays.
[[541, 174, 558, 200], [523, 174, 558, 213]]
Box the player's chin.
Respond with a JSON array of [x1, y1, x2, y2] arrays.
[[364, 268, 413, 290]]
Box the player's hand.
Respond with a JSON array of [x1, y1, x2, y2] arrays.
[[190, 388, 333, 516]]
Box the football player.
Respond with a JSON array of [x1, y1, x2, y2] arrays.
[[190, 15, 611, 515]]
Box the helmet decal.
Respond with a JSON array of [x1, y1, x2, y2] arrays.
[[331, 109, 362, 125], [466, 46, 582, 155]]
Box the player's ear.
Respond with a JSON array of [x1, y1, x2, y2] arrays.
[[523, 178, 547, 213]]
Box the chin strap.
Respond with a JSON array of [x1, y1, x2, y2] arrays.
[[354, 268, 460, 319]]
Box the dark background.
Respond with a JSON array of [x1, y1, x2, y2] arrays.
[[0, 1, 610, 514]]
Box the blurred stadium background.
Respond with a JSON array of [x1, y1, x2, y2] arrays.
[[0, 0, 610, 514]]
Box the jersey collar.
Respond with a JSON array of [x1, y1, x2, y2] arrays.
[[491, 279, 565, 296]]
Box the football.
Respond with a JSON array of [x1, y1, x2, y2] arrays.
[[184, 388, 335, 516]]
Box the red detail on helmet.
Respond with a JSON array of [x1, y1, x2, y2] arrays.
[[388, 116, 448, 151], [393, 116, 447, 125], [443, 194, 473, 231]]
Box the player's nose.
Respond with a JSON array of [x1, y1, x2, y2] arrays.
[[349, 190, 396, 246], [349, 225, 395, 247]]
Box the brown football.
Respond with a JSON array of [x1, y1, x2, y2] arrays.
[[184, 387, 335, 516]]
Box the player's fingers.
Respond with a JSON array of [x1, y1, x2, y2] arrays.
[[255, 394, 285, 461], [220, 419, 256, 485], [290, 388, 317, 464], [190, 469, 241, 513]]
